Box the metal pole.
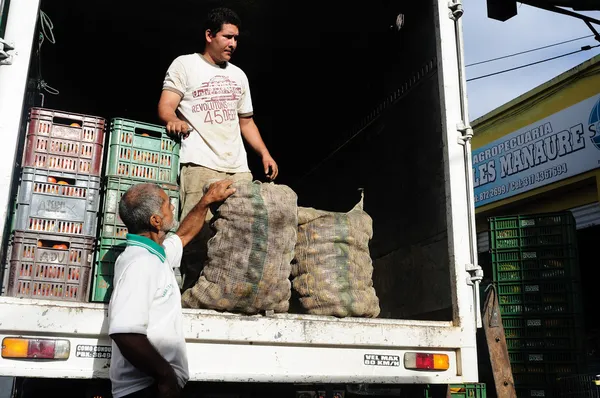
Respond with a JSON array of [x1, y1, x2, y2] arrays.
[[0, 0, 40, 255]]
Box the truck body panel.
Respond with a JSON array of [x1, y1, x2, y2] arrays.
[[0, 0, 481, 386]]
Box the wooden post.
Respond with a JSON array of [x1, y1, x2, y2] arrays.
[[483, 284, 516, 397]]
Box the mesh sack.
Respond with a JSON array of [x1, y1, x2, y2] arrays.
[[291, 195, 380, 317], [182, 180, 298, 314]]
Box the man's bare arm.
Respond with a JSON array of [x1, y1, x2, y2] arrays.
[[158, 90, 189, 137], [239, 116, 278, 180], [175, 179, 236, 247]]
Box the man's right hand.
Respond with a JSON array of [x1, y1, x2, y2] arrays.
[[166, 120, 190, 138], [175, 179, 237, 248], [200, 179, 237, 206], [157, 368, 180, 398]]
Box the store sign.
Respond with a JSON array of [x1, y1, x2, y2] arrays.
[[473, 94, 600, 207]]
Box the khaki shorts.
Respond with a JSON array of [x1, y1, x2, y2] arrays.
[[179, 164, 253, 221]]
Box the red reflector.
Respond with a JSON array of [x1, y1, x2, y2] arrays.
[[28, 339, 56, 359], [416, 353, 434, 369]]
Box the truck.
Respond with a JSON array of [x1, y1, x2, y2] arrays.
[[0, 0, 483, 396]]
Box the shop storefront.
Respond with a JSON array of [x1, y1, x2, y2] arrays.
[[472, 53, 600, 371]]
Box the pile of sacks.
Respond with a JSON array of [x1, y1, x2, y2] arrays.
[[181, 180, 380, 318]]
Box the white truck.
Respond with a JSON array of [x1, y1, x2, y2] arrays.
[[0, 0, 483, 396]]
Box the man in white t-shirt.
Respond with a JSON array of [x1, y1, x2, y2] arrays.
[[108, 179, 236, 398], [158, 7, 277, 290]]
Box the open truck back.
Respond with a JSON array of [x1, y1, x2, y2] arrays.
[[0, 0, 482, 395]]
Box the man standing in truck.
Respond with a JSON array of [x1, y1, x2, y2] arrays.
[[157, 7, 278, 291], [108, 179, 236, 398]]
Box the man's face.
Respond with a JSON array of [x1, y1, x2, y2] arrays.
[[158, 190, 175, 232], [205, 23, 239, 63]]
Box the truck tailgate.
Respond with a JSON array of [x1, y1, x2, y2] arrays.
[[0, 297, 474, 383]]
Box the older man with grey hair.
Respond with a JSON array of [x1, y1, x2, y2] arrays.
[[108, 179, 235, 398]]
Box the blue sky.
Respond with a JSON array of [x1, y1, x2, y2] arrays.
[[462, 1, 600, 121]]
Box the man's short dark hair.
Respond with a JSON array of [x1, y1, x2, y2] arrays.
[[118, 183, 166, 234], [202, 7, 241, 38]]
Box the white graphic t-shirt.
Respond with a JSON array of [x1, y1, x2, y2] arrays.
[[163, 54, 253, 173]]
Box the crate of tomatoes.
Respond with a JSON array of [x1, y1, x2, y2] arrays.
[[105, 118, 180, 184], [22, 108, 106, 176], [6, 230, 94, 302], [13, 168, 101, 237]]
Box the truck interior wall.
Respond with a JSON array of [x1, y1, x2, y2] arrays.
[[23, 0, 452, 320]]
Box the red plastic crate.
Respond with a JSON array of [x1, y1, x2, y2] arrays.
[[6, 230, 94, 302], [22, 108, 106, 176]]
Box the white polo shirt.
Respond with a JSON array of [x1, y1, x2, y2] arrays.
[[108, 234, 188, 398]]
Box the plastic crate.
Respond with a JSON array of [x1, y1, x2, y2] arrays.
[[497, 280, 582, 315], [510, 351, 585, 388], [489, 212, 576, 250], [99, 176, 180, 239], [106, 118, 180, 184], [424, 384, 486, 397], [22, 108, 106, 176], [491, 246, 580, 282], [503, 315, 584, 350], [556, 374, 600, 397], [447, 384, 486, 397], [13, 167, 101, 237], [6, 230, 94, 302], [90, 241, 126, 303], [516, 386, 556, 397]]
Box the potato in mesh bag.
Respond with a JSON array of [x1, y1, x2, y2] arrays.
[[292, 194, 380, 318], [182, 180, 297, 314]]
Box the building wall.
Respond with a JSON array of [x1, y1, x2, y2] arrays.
[[471, 56, 600, 231]]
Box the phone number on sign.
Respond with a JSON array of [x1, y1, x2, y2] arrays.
[[474, 184, 509, 203], [510, 163, 568, 192], [474, 163, 568, 204]]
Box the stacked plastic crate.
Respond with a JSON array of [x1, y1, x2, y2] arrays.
[[4, 108, 106, 302], [425, 383, 487, 397], [91, 118, 180, 303], [489, 212, 586, 398]]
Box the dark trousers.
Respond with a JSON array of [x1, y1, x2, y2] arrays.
[[121, 384, 158, 398]]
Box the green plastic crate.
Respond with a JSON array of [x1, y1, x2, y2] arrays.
[[497, 280, 582, 316], [90, 240, 126, 303], [425, 383, 486, 397], [91, 176, 180, 303], [491, 246, 580, 283], [556, 374, 600, 397], [106, 118, 180, 184], [503, 315, 584, 351], [488, 212, 576, 250], [516, 385, 557, 398], [510, 351, 586, 391], [99, 176, 180, 240]]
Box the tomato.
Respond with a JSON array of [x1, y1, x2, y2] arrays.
[[47, 176, 57, 183], [52, 244, 68, 250]]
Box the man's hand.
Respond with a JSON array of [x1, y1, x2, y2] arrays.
[[200, 179, 237, 206], [166, 120, 190, 139], [175, 179, 236, 247], [263, 156, 278, 181], [157, 367, 180, 398]]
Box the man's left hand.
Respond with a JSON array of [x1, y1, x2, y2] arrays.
[[263, 156, 278, 181]]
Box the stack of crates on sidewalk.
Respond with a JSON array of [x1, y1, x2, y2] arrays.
[[3, 108, 106, 302], [489, 212, 586, 398], [91, 118, 180, 303]]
